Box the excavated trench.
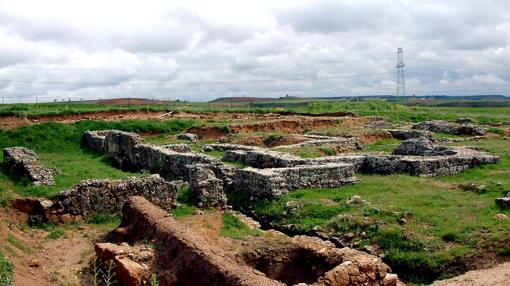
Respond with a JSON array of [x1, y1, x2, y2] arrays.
[[240, 244, 337, 285]]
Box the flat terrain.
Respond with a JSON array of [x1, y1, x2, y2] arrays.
[[0, 99, 509, 285]]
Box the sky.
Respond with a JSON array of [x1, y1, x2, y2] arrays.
[[0, 0, 509, 103]]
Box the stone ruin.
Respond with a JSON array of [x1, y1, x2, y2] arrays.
[[412, 120, 487, 136], [235, 164, 359, 199], [282, 135, 363, 150], [82, 130, 361, 201], [3, 147, 57, 186], [12, 175, 179, 223], [95, 196, 401, 286], [81, 130, 499, 202], [188, 164, 226, 208], [496, 192, 510, 209]]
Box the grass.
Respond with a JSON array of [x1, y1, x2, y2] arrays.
[[242, 138, 510, 283], [47, 228, 66, 240], [2, 99, 510, 123], [220, 214, 261, 240], [0, 119, 194, 198], [6, 234, 33, 254], [0, 252, 13, 286]]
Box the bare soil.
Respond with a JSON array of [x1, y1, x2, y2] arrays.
[[432, 262, 510, 286], [0, 207, 104, 285]]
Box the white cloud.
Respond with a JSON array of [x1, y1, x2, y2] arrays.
[[0, 0, 509, 103]]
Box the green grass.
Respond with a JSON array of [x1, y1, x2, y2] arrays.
[[3, 99, 510, 123], [46, 228, 65, 240], [0, 252, 13, 286], [220, 214, 261, 240], [361, 138, 401, 153], [243, 138, 510, 283], [6, 234, 32, 254], [0, 119, 194, 198]]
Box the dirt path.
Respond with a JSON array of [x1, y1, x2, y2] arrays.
[[431, 262, 510, 286], [0, 207, 103, 285]]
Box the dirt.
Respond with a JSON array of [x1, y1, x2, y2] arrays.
[[185, 126, 230, 141], [431, 262, 510, 286], [0, 207, 105, 285]]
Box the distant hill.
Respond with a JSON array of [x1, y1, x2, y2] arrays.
[[211, 94, 507, 102], [85, 98, 172, 105]]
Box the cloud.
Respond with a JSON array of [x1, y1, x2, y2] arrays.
[[0, 0, 509, 103]]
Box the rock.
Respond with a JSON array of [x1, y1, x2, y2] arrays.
[[161, 144, 192, 153], [177, 133, 199, 142], [29, 259, 42, 267], [383, 273, 398, 286], [495, 213, 508, 220], [3, 147, 57, 186], [392, 137, 457, 156], [412, 120, 486, 136], [386, 129, 433, 140], [495, 197, 510, 209], [95, 243, 128, 261], [346, 195, 366, 205], [193, 210, 204, 215], [114, 257, 146, 286], [201, 145, 214, 152]]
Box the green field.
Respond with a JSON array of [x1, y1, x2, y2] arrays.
[[0, 99, 509, 284]]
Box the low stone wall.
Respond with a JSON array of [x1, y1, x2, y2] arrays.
[[224, 149, 307, 168], [3, 147, 57, 186], [392, 137, 457, 156], [413, 120, 487, 136], [283, 136, 363, 150], [306, 148, 499, 177], [82, 131, 238, 193], [235, 163, 359, 199], [386, 129, 432, 140], [162, 144, 192, 153], [54, 174, 179, 217]]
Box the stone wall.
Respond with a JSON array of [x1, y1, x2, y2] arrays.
[[283, 136, 363, 150], [392, 137, 457, 156], [54, 174, 179, 217], [162, 144, 192, 153], [413, 120, 487, 136], [235, 163, 359, 199], [3, 147, 57, 186], [82, 130, 237, 192], [188, 164, 226, 208], [386, 129, 432, 140], [224, 149, 307, 168]]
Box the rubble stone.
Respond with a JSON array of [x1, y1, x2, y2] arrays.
[[188, 164, 226, 208], [392, 137, 457, 156], [224, 149, 307, 168], [177, 133, 199, 142], [386, 129, 433, 140], [495, 193, 510, 209], [161, 144, 192, 153], [54, 174, 178, 217], [412, 120, 487, 136], [235, 163, 359, 199], [3, 147, 57, 186]]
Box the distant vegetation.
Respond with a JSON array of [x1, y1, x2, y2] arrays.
[[2, 96, 510, 123]]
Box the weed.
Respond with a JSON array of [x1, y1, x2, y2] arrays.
[[220, 214, 261, 239], [0, 252, 13, 286], [6, 234, 32, 254], [47, 228, 65, 240], [170, 205, 197, 218], [86, 213, 121, 225]]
